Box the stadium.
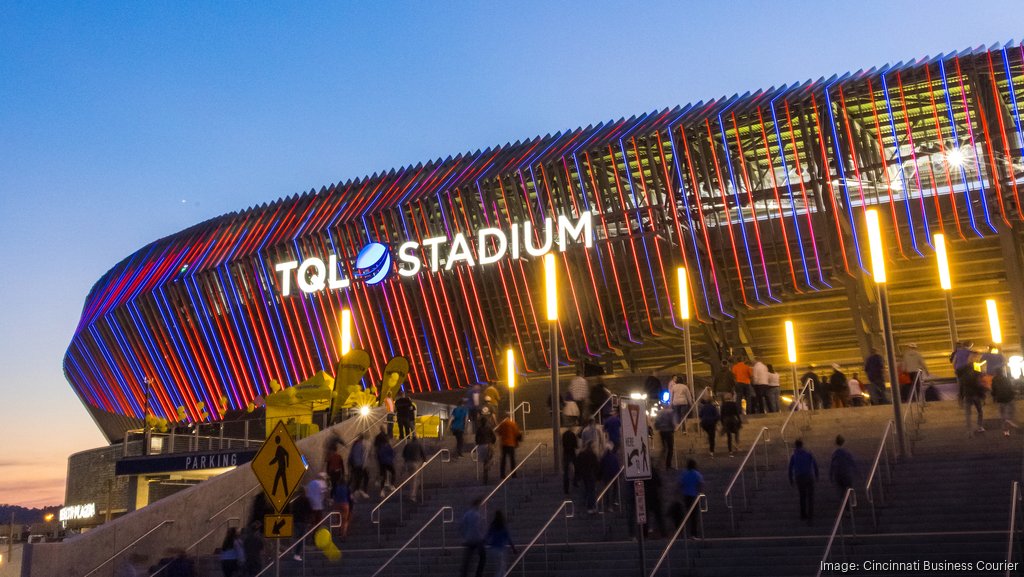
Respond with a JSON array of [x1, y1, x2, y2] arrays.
[[66, 42, 1024, 443]]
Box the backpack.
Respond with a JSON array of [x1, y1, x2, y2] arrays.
[[991, 375, 1015, 404]]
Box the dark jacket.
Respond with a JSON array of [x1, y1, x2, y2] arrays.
[[829, 448, 857, 487], [788, 448, 819, 482], [720, 401, 742, 433], [698, 401, 720, 427]]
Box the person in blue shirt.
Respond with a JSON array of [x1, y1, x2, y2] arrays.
[[678, 459, 705, 537], [788, 439, 819, 524], [828, 435, 857, 497], [451, 400, 469, 458], [603, 410, 622, 454], [485, 510, 516, 577], [459, 498, 486, 577]]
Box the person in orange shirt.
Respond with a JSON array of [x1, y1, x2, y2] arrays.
[[494, 413, 522, 479], [731, 357, 754, 415]]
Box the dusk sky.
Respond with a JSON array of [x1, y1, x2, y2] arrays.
[[0, 1, 1019, 507]]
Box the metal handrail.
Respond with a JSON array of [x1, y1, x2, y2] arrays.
[[371, 506, 454, 577], [674, 387, 710, 432], [815, 488, 858, 577], [370, 448, 451, 545], [512, 401, 532, 432], [481, 443, 546, 518], [209, 484, 261, 523], [648, 493, 707, 577], [502, 500, 574, 576], [864, 420, 897, 528], [1007, 481, 1022, 577], [780, 378, 813, 447], [149, 517, 240, 577], [589, 394, 616, 422], [83, 520, 174, 577], [254, 511, 341, 577], [723, 426, 770, 533], [902, 370, 924, 433], [596, 466, 624, 536]]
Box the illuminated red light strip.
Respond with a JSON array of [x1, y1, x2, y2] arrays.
[[808, 95, 851, 272], [338, 226, 391, 386], [453, 187, 497, 379], [609, 143, 658, 333], [139, 302, 202, 419], [497, 176, 549, 360], [176, 286, 234, 408], [678, 125, 725, 308], [271, 247, 317, 377], [202, 274, 259, 404], [987, 51, 1023, 220], [837, 87, 869, 215], [631, 137, 677, 323], [562, 156, 615, 346], [896, 72, 937, 238], [704, 120, 748, 306], [406, 201, 461, 385], [729, 114, 774, 292], [921, 66, 965, 239], [866, 77, 910, 253], [161, 289, 221, 415], [294, 238, 335, 371], [755, 108, 802, 292], [971, 66, 1010, 225], [782, 102, 826, 282]]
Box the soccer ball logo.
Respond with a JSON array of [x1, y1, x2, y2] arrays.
[[355, 242, 392, 285]]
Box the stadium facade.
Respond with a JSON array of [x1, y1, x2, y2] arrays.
[[66, 43, 1024, 441]]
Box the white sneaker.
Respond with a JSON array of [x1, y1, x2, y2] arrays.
[[976, 427, 986, 433], [293, 554, 302, 561]]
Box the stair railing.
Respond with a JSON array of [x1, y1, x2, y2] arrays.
[[501, 500, 574, 576], [512, 401, 532, 432], [864, 419, 897, 528], [647, 493, 707, 577], [815, 488, 858, 577], [253, 511, 341, 577], [481, 443, 547, 519], [595, 465, 625, 537], [370, 506, 454, 577], [148, 517, 240, 577], [780, 378, 814, 449], [83, 520, 174, 577], [673, 387, 711, 466], [589, 395, 616, 423], [370, 448, 451, 545], [723, 426, 771, 533], [901, 370, 925, 452], [1006, 481, 1022, 577]]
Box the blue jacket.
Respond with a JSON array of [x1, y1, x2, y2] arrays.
[[788, 448, 819, 482]]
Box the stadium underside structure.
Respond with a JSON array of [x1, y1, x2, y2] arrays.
[[66, 43, 1024, 440]]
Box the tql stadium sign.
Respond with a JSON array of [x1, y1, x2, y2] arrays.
[[274, 211, 594, 296]]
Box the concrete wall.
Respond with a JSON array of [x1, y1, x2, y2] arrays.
[[22, 409, 383, 577], [65, 445, 134, 527]]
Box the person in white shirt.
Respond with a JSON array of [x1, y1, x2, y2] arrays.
[[766, 364, 781, 413], [669, 375, 695, 427], [848, 373, 864, 407], [751, 358, 770, 414], [305, 472, 329, 525]]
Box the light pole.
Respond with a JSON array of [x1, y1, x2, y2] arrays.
[[507, 348, 516, 424], [785, 320, 798, 403], [340, 308, 353, 356], [934, 233, 958, 351], [986, 299, 1003, 345], [143, 377, 152, 456], [677, 267, 694, 399], [866, 209, 907, 457], [545, 253, 561, 470]]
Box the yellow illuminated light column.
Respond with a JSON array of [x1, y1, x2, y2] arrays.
[[340, 309, 353, 356], [934, 233, 958, 350], [866, 209, 907, 457], [785, 320, 800, 407], [544, 252, 560, 469], [507, 348, 516, 424], [677, 267, 695, 399], [987, 299, 1002, 345]]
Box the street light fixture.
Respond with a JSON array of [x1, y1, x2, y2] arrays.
[[677, 267, 695, 399], [785, 320, 799, 403], [544, 253, 560, 469], [865, 209, 907, 457], [934, 233, 958, 350], [507, 348, 516, 420]]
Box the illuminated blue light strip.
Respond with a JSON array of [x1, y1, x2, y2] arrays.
[[667, 126, 717, 317], [823, 81, 866, 269], [953, 61, 996, 233], [87, 325, 140, 416], [617, 139, 665, 316], [880, 72, 922, 255], [770, 92, 815, 289], [1002, 48, 1024, 156], [217, 264, 268, 395], [939, 59, 982, 237], [184, 276, 240, 409], [252, 253, 292, 385], [153, 287, 214, 419], [716, 111, 762, 303], [106, 314, 152, 413], [124, 302, 187, 418]]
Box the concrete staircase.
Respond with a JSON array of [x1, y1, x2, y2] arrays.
[[217, 398, 1021, 577]]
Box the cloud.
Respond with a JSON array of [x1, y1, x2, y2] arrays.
[[0, 477, 65, 508]]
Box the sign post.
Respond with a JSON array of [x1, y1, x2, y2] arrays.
[[252, 421, 308, 575], [621, 399, 650, 576]]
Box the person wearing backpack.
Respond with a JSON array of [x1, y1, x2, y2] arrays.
[[698, 397, 720, 457], [720, 392, 742, 456], [991, 370, 1018, 437]]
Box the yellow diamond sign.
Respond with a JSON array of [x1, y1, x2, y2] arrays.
[[252, 422, 308, 512]]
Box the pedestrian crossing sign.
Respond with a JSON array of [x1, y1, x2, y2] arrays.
[[263, 514, 294, 538], [252, 421, 308, 513]]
